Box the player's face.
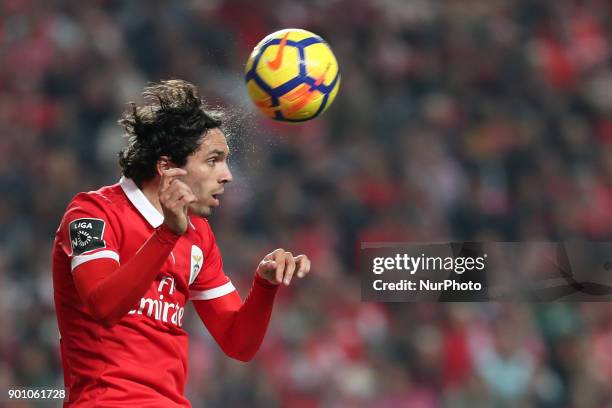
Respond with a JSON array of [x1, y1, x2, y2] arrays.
[[180, 128, 233, 217]]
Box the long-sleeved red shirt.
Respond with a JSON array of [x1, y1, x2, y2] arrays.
[[53, 177, 277, 407]]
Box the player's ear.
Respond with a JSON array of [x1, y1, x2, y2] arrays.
[[156, 156, 173, 176]]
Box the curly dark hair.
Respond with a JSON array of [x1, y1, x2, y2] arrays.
[[118, 79, 223, 184]]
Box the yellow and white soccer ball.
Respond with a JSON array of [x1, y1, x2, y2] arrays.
[[245, 28, 340, 122]]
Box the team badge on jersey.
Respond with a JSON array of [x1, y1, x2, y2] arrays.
[[69, 218, 106, 255], [189, 245, 204, 285]]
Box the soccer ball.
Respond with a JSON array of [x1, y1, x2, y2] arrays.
[[245, 28, 340, 122]]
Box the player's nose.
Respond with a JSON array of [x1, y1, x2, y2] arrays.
[[219, 162, 233, 184]]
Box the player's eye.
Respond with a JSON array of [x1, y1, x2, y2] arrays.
[[206, 157, 217, 166]]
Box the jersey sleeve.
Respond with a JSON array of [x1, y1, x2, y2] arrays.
[[188, 220, 235, 301], [58, 193, 121, 272]]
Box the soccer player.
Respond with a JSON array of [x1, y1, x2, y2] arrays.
[[52, 79, 311, 407]]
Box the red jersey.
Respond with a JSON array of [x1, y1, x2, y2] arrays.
[[52, 177, 236, 407]]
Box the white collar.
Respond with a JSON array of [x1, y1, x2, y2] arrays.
[[119, 176, 164, 228]]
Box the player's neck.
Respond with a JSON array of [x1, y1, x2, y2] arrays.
[[140, 179, 164, 215]]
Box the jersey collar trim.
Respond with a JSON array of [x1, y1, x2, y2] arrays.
[[119, 177, 164, 228]]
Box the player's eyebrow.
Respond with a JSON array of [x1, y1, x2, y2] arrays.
[[207, 149, 228, 158]]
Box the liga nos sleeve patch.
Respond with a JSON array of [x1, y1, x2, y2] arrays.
[[69, 218, 107, 255]]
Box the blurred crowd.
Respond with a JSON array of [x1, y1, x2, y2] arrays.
[[2, 0, 612, 406]]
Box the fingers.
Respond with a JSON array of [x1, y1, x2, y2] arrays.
[[258, 259, 277, 271], [158, 169, 194, 235], [161, 180, 196, 210], [168, 181, 196, 205], [294, 254, 311, 278], [160, 168, 188, 193], [257, 249, 311, 286], [272, 250, 287, 285], [263, 248, 282, 262], [281, 252, 296, 286], [262, 248, 285, 284]]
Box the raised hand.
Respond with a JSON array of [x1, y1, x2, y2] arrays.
[[256, 249, 311, 286], [158, 168, 196, 235]]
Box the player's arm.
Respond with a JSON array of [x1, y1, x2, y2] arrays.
[[73, 169, 195, 328], [193, 249, 311, 362], [73, 224, 178, 327]]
